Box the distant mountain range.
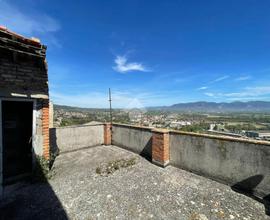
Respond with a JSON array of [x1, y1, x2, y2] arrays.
[[149, 101, 270, 112], [54, 101, 270, 113]]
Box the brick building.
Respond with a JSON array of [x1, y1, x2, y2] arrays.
[[0, 26, 50, 190]]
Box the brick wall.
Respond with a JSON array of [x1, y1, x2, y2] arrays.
[[152, 129, 170, 167], [0, 31, 50, 160], [0, 53, 48, 97], [0, 28, 48, 98], [42, 100, 50, 160], [104, 123, 112, 145]]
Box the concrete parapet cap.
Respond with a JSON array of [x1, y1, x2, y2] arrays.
[[112, 123, 152, 131], [52, 124, 104, 129], [152, 128, 170, 134], [111, 123, 270, 146], [104, 122, 112, 126], [169, 130, 270, 146]]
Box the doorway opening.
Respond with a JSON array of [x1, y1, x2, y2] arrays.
[[2, 100, 33, 185]]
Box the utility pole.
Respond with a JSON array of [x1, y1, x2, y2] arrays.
[[109, 88, 112, 124]]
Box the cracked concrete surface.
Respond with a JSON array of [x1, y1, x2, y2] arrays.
[[1, 145, 269, 220]]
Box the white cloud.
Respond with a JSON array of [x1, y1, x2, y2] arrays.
[[50, 91, 107, 108], [226, 96, 270, 101], [113, 55, 148, 73], [197, 86, 208, 90], [210, 75, 229, 83], [50, 90, 149, 108], [204, 92, 215, 97], [235, 76, 251, 81], [50, 89, 186, 108], [0, 1, 60, 46], [223, 86, 270, 98], [203, 86, 270, 100]]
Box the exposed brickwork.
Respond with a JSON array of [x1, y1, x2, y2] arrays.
[[0, 55, 48, 97], [0, 28, 48, 98], [104, 123, 112, 145], [152, 129, 170, 167], [42, 99, 50, 160], [0, 29, 50, 161]]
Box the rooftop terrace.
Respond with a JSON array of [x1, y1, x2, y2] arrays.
[[1, 123, 270, 219], [1, 145, 269, 219]]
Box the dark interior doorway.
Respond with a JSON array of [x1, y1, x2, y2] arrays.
[[2, 100, 33, 185]]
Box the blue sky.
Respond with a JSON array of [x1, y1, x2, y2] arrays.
[[1, 0, 270, 108]]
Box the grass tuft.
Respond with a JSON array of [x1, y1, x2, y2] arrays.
[[96, 157, 137, 176]]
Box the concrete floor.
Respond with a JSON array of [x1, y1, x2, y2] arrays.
[[1, 145, 269, 220]]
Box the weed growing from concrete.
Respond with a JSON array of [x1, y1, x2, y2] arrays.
[[32, 156, 55, 182], [96, 157, 137, 176], [96, 167, 102, 175]]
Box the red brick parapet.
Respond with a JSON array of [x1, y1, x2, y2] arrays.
[[152, 128, 170, 167], [104, 123, 112, 145], [42, 99, 50, 160]]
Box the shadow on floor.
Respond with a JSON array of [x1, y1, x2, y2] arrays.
[[49, 128, 60, 168], [0, 153, 68, 220], [231, 175, 269, 216], [139, 138, 152, 162], [263, 195, 270, 216]]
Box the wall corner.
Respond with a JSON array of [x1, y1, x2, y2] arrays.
[[151, 129, 170, 167], [42, 99, 50, 160], [104, 123, 112, 145]]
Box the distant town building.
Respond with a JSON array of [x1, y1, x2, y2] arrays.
[[170, 121, 191, 129], [245, 131, 270, 140]]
